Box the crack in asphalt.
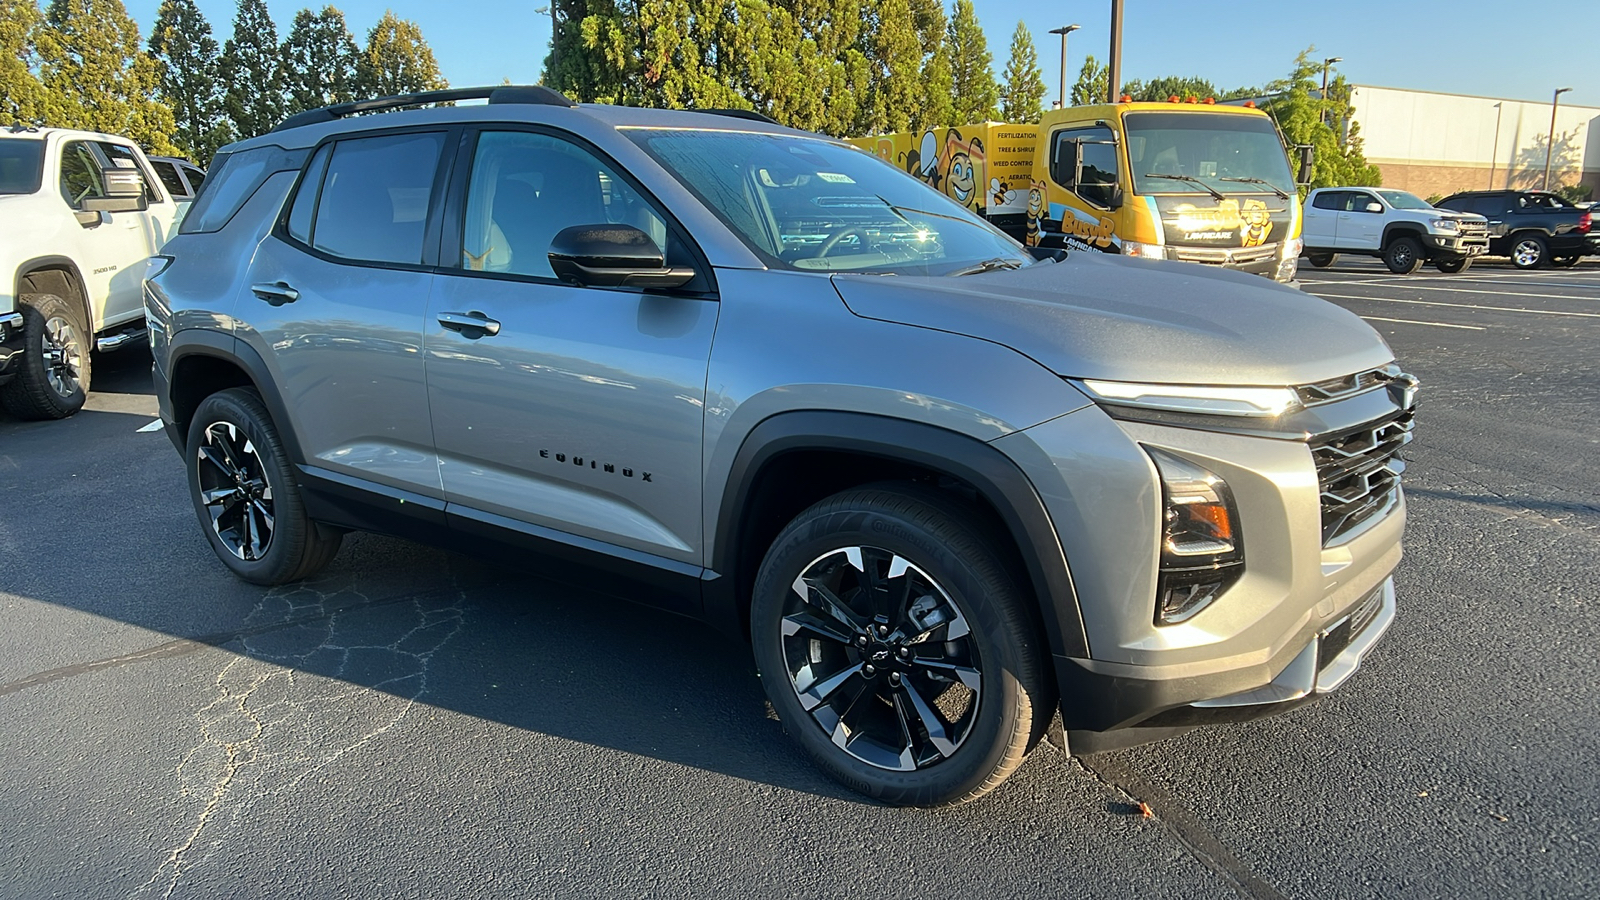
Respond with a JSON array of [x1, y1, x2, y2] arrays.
[[1077, 754, 1290, 900]]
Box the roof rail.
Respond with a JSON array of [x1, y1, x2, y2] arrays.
[[699, 108, 781, 126], [271, 85, 577, 133]]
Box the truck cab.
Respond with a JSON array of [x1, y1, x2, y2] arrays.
[[1029, 102, 1305, 283]]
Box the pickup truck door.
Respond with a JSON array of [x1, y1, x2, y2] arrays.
[[55, 140, 158, 331], [1339, 191, 1385, 251], [1303, 190, 1343, 247]]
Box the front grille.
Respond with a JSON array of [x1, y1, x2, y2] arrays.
[[1171, 243, 1279, 265], [1296, 368, 1390, 407], [1312, 411, 1414, 543]]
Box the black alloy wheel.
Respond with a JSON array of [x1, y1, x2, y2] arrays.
[[1383, 236, 1424, 274], [751, 486, 1047, 807], [186, 388, 342, 584]]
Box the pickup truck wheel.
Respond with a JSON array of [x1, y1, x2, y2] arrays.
[[186, 387, 342, 584], [750, 486, 1047, 807], [1510, 234, 1547, 269], [1305, 252, 1337, 268], [0, 293, 90, 420], [1434, 256, 1471, 274], [1382, 236, 1424, 274], [1550, 255, 1581, 268]]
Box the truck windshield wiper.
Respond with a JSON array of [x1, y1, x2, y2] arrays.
[[951, 257, 1025, 276], [1218, 176, 1290, 200], [1144, 173, 1225, 201]]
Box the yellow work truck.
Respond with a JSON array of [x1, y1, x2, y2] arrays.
[[849, 101, 1312, 283]]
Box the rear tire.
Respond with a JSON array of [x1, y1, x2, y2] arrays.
[[0, 293, 90, 420], [1434, 256, 1471, 274], [1509, 234, 1548, 269], [750, 485, 1048, 807], [1550, 255, 1581, 268], [1306, 252, 1337, 269], [1383, 236, 1424, 274], [186, 387, 342, 585]]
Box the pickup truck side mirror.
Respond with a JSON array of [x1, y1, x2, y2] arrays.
[[1365, 201, 1383, 214], [1296, 145, 1315, 186], [548, 224, 696, 290], [81, 168, 149, 214]]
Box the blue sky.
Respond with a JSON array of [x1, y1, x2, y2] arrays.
[[126, 0, 1597, 109]]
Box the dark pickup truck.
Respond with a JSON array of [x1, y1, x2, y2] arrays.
[[1435, 190, 1595, 269]]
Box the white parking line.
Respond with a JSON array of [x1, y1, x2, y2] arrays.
[[136, 419, 164, 433], [1307, 280, 1600, 302], [1359, 315, 1485, 331], [1308, 291, 1600, 318]]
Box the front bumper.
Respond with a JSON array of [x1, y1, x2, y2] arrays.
[[0, 311, 25, 386], [1425, 232, 1488, 257]]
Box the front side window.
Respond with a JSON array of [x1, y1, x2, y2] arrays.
[[458, 131, 673, 279], [309, 132, 444, 265], [0, 140, 45, 195], [182, 165, 205, 192], [59, 142, 106, 208], [1349, 192, 1379, 212], [95, 142, 161, 203], [1050, 126, 1120, 208], [627, 129, 1030, 275], [152, 160, 189, 198]]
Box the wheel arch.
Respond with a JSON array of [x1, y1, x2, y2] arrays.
[[167, 330, 305, 464], [1381, 223, 1425, 249], [15, 257, 91, 331], [705, 411, 1090, 661]]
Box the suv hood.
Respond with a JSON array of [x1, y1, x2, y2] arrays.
[[832, 254, 1394, 386]]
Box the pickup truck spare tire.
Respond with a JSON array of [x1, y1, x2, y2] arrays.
[[0, 293, 90, 420], [750, 485, 1047, 807]]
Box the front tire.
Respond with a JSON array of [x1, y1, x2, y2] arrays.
[[0, 293, 90, 420], [1383, 236, 1424, 274], [1434, 256, 1471, 274], [750, 486, 1048, 807], [186, 387, 342, 584], [1509, 234, 1548, 269]]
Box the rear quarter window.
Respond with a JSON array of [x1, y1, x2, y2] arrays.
[[179, 144, 309, 234]]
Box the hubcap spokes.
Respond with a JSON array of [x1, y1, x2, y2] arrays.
[[781, 546, 982, 772], [1515, 242, 1539, 266], [40, 316, 82, 399], [196, 421, 274, 561]]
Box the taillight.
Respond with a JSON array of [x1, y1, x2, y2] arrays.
[[1579, 212, 1591, 234]]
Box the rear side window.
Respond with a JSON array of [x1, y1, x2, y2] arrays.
[[180, 144, 309, 234], [306, 132, 444, 265], [182, 165, 205, 192], [286, 144, 331, 245], [0, 140, 45, 195], [152, 160, 189, 198], [1311, 191, 1345, 210]]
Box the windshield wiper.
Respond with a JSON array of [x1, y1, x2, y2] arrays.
[[1218, 176, 1290, 200], [1144, 172, 1225, 201], [952, 257, 1025, 276]]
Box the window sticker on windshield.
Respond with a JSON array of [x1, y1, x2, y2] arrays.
[[816, 172, 855, 183]]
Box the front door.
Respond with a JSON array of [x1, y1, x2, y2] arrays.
[[1341, 191, 1385, 251], [57, 140, 155, 329], [425, 129, 717, 569]]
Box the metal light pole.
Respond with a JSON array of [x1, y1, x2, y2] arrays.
[[1319, 56, 1342, 125], [1106, 0, 1123, 104], [1543, 87, 1572, 191], [1048, 25, 1080, 109], [1488, 102, 1503, 189]]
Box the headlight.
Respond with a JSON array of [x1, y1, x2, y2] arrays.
[[1074, 378, 1303, 417], [1429, 218, 1459, 233], [1121, 241, 1166, 261], [1147, 448, 1244, 625]]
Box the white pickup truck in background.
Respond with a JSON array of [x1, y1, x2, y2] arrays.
[[1, 126, 187, 420], [1302, 187, 1490, 274]]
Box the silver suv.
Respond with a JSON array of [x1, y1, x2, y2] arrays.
[[147, 87, 1415, 806]]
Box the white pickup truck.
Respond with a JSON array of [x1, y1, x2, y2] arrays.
[[1301, 186, 1490, 275], [1, 126, 185, 419]]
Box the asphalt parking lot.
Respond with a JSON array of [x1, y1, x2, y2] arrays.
[[2, 256, 1596, 899]]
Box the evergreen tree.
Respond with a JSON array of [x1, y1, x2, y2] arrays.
[[356, 10, 446, 97], [863, 0, 920, 134], [908, 0, 950, 131], [281, 6, 359, 113], [542, 0, 630, 104], [37, 0, 176, 152], [1260, 49, 1380, 193], [945, 0, 996, 123], [1069, 53, 1105, 106], [219, 0, 283, 139], [147, 0, 227, 161], [1121, 75, 1217, 103], [998, 20, 1044, 124], [2, 0, 47, 124]]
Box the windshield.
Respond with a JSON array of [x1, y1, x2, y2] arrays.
[[1124, 112, 1295, 198], [0, 140, 45, 195], [625, 129, 1031, 275], [1376, 190, 1434, 210]]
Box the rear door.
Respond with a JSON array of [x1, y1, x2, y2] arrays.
[[423, 127, 717, 587], [237, 128, 452, 501], [1303, 190, 1344, 247]]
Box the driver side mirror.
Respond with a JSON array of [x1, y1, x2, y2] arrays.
[[548, 224, 696, 290], [1296, 145, 1315, 187], [81, 168, 148, 213]]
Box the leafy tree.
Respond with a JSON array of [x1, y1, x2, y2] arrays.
[[862, 0, 920, 134], [356, 9, 446, 97], [1555, 183, 1593, 204], [907, 0, 950, 132], [1259, 49, 1381, 193], [1069, 53, 1106, 107], [1121, 75, 1217, 103], [281, 5, 359, 113], [2, 0, 47, 124], [999, 20, 1044, 124], [945, 0, 995, 123], [219, 0, 282, 139], [37, 0, 176, 152], [147, 0, 228, 161]]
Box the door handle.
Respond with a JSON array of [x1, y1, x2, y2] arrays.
[[251, 282, 300, 305], [437, 311, 501, 337]]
